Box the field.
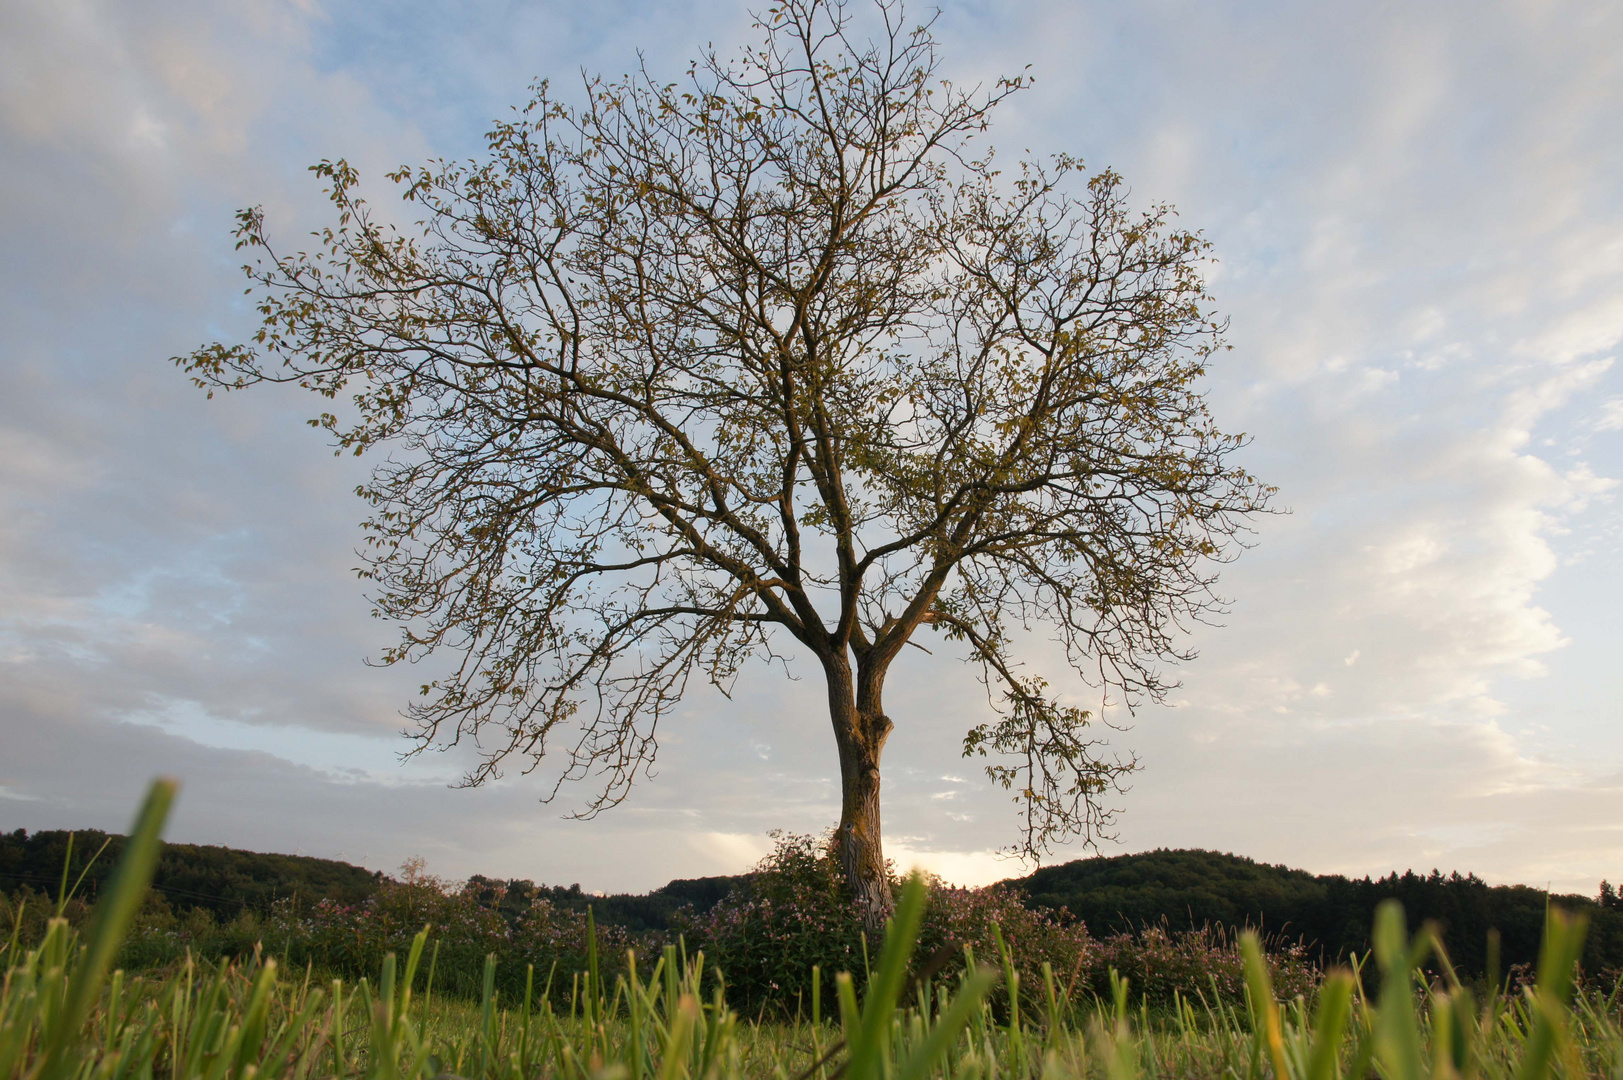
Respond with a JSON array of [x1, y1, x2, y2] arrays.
[[5, 782, 1622, 1080]]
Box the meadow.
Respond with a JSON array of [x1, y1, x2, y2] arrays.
[[4, 781, 1621, 1080]]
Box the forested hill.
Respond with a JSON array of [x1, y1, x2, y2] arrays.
[[9, 825, 1622, 978], [0, 828, 383, 918], [0, 826, 739, 929], [1004, 848, 1623, 977], [1008, 849, 1327, 934]]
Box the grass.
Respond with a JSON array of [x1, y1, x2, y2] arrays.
[[4, 780, 1621, 1080]]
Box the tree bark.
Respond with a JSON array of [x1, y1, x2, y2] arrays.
[[825, 652, 895, 935]]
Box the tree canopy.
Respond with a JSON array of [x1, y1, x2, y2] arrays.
[[179, 0, 1271, 927]]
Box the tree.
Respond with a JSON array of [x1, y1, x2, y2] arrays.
[[179, 0, 1272, 931]]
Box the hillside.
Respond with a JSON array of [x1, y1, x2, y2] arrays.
[[0, 828, 384, 917], [1004, 848, 1623, 978], [1, 826, 744, 930], [1010, 848, 1324, 934]]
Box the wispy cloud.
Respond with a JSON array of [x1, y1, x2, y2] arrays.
[[1, 0, 1620, 895]]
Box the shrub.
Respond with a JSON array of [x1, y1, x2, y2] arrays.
[[121, 896, 268, 969], [919, 882, 1095, 1010], [675, 836, 1322, 1016], [0, 885, 91, 946], [674, 832, 867, 1015], [261, 865, 631, 1005], [509, 894, 634, 1002], [1086, 923, 1320, 1007]]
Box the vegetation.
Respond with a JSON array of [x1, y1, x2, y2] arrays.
[[466, 878, 740, 936], [2, 832, 1317, 1017], [12, 823, 1623, 993], [176, 0, 1272, 930], [4, 780, 1622, 1080], [1010, 849, 1623, 981], [0, 829, 382, 921]]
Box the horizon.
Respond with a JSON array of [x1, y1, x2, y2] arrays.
[[1, 819, 1604, 901], [2, 0, 1621, 896]]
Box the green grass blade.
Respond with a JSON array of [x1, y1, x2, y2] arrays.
[[844, 874, 927, 1080], [1304, 972, 1355, 1080], [1371, 900, 1428, 1080], [1512, 906, 1589, 1080], [37, 777, 176, 1080], [1240, 932, 1289, 1080], [892, 967, 1001, 1080], [58, 835, 113, 918]]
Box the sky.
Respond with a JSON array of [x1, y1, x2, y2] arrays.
[[2, 0, 1622, 897]]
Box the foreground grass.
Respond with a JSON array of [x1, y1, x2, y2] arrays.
[[5, 781, 1622, 1080]]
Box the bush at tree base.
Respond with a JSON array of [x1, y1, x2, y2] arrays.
[[678, 833, 1319, 1014]]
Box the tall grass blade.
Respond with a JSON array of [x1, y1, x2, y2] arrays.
[[1512, 906, 1588, 1080], [36, 776, 176, 1080], [1241, 932, 1290, 1080], [1304, 972, 1355, 1080]]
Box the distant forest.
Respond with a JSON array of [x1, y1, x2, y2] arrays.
[[0, 827, 734, 932], [1011, 848, 1623, 979], [5, 827, 1620, 978], [0, 828, 382, 917]]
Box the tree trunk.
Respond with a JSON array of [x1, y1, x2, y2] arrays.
[[825, 653, 895, 936]]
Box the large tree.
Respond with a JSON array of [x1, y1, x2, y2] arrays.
[[180, 0, 1270, 930]]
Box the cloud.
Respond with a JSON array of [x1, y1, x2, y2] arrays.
[[1523, 302, 1623, 366], [887, 845, 1012, 889], [1, 0, 1622, 899], [1599, 398, 1623, 432]]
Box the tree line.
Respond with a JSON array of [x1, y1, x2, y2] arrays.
[[0, 828, 381, 920], [8, 825, 1620, 981], [1011, 847, 1623, 981]]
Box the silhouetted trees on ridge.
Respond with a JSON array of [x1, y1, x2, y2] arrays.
[[6, 827, 1620, 980]]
